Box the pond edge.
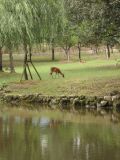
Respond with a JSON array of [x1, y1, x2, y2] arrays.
[[0, 90, 120, 112]]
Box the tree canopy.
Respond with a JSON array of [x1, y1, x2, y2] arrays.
[[0, 0, 120, 73]]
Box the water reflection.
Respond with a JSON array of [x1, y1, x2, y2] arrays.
[[40, 135, 48, 156], [0, 112, 119, 160]]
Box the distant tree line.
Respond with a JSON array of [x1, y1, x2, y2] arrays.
[[61, 0, 120, 61]]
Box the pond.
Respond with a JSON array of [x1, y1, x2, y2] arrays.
[[0, 106, 120, 160]]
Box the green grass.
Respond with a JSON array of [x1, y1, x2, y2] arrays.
[[1, 56, 120, 96]]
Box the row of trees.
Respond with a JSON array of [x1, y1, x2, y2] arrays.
[[58, 0, 120, 61], [0, 0, 120, 79]]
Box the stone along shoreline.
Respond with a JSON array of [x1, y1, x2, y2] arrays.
[[0, 89, 120, 112]]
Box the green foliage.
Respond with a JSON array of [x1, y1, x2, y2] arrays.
[[0, 0, 119, 52], [59, 23, 78, 50], [0, 0, 65, 48], [63, 0, 120, 49]]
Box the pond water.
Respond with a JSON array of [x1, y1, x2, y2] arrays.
[[0, 107, 120, 160]]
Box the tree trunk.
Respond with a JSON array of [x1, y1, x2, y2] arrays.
[[95, 45, 99, 54], [51, 39, 55, 61], [92, 46, 98, 54], [9, 50, 15, 73], [64, 48, 70, 62], [67, 50, 70, 62], [78, 42, 81, 61], [0, 47, 3, 72], [110, 46, 113, 54], [23, 43, 28, 80], [52, 45, 55, 61], [28, 45, 32, 61], [106, 43, 111, 59]]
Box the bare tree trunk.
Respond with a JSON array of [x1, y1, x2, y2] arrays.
[[92, 46, 98, 54], [95, 45, 99, 54], [63, 44, 71, 62], [9, 50, 15, 73], [67, 50, 70, 62], [0, 47, 3, 72], [78, 42, 81, 61], [64, 48, 70, 62], [106, 43, 111, 59], [52, 46, 55, 61], [28, 45, 32, 61], [110, 45, 113, 54], [94, 48, 97, 54], [51, 39, 55, 61], [23, 43, 28, 80]]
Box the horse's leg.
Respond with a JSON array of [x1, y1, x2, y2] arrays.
[[54, 72, 57, 79], [51, 73, 54, 79]]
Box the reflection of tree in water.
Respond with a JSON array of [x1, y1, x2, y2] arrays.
[[24, 117, 50, 160], [8, 116, 14, 145], [24, 117, 44, 160], [49, 119, 61, 128], [0, 116, 19, 159], [71, 124, 120, 160], [0, 114, 120, 160], [24, 117, 32, 160], [40, 134, 48, 157]]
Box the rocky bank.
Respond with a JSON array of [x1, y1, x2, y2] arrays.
[[0, 86, 120, 112]]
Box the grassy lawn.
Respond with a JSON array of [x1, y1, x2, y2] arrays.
[[1, 56, 120, 96]]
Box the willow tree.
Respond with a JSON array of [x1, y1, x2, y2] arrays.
[[1, 0, 63, 80], [0, 32, 4, 72], [33, 0, 65, 61], [0, 2, 6, 72], [0, 0, 21, 73]]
